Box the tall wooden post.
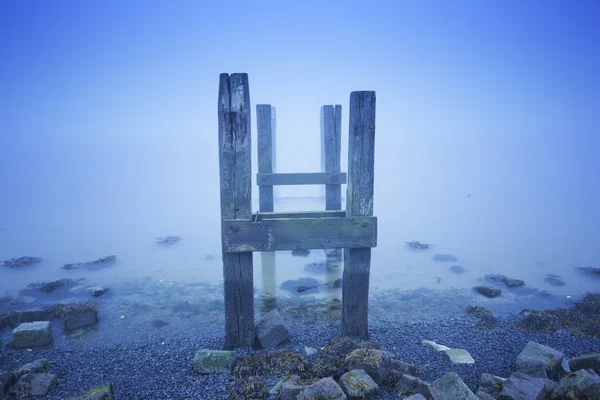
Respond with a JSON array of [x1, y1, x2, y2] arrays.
[[342, 91, 376, 338], [218, 73, 254, 349], [257, 104, 275, 212]]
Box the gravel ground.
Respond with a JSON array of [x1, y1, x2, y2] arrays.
[[1, 314, 599, 400]]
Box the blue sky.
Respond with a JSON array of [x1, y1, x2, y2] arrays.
[[0, 1, 598, 248]]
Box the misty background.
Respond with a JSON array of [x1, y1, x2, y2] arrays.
[[1, 1, 599, 299]]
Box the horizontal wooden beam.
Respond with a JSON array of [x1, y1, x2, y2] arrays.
[[253, 211, 346, 220], [257, 172, 347, 186], [223, 217, 377, 252]]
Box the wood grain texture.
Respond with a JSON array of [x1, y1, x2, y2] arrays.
[[257, 172, 347, 186], [223, 217, 377, 252], [257, 104, 274, 212], [342, 91, 376, 338], [322, 105, 343, 211], [254, 210, 346, 220], [218, 73, 254, 349]]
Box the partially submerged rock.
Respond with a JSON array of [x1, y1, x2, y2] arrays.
[[193, 349, 237, 374], [576, 266, 600, 278], [157, 236, 182, 246], [474, 286, 502, 298], [450, 265, 466, 274], [545, 274, 565, 286], [12, 321, 52, 348], [2, 256, 43, 268], [434, 254, 458, 262], [485, 274, 525, 288], [63, 255, 117, 270], [88, 287, 109, 297], [63, 303, 99, 331]]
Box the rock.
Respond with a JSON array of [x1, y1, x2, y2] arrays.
[[474, 286, 502, 298], [193, 349, 237, 374], [497, 372, 554, 400], [62, 263, 82, 270], [442, 348, 475, 364], [1, 372, 18, 398], [568, 353, 600, 375], [576, 266, 600, 278], [279, 376, 311, 400], [297, 377, 347, 400], [280, 278, 322, 294], [475, 391, 495, 400], [516, 341, 565, 380], [254, 309, 290, 349], [339, 369, 379, 399], [477, 373, 506, 397], [421, 340, 451, 351], [14, 359, 51, 377], [304, 346, 318, 356], [429, 372, 478, 399], [63, 256, 117, 271], [63, 304, 99, 331], [550, 369, 600, 399], [434, 254, 458, 262], [297, 284, 318, 293], [391, 359, 421, 376], [304, 261, 338, 274], [292, 249, 311, 257], [404, 395, 427, 400], [88, 287, 109, 297], [9, 373, 57, 397], [545, 274, 565, 286], [485, 274, 525, 288], [12, 321, 52, 348], [466, 306, 500, 329], [2, 256, 43, 269], [451, 265, 466, 274], [156, 236, 181, 246], [67, 384, 114, 400], [345, 349, 395, 384], [395, 374, 432, 398], [229, 376, 268, 399]]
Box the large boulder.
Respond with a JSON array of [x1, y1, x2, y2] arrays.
[[9, 373, 57, 397], [297, 377, 347, 400], [193, 349, 237, 374], [339, 369, 379, 399], [12, 321, 52, 348], [515, 341, 565, 379], [391, 359, 421, 376], [254, 310, 290, 349], [429, 372, 478, 399], [395, 373, 432, 398], [550, 369, 600, 399], [64, 304, 99, 331], [568, 353, 600, 375], [485, 274, 524, 288], [497, 372, 555, 400], [345, 349, 394, 384]]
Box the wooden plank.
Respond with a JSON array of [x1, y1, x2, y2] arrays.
[[271, 107, 277, 198], [322, 105, 342, 211], [257, 172, 347, 186], [257, 104, 274, 212], [218, 73, 254, 349], [223, 217, 377, 252], [342, 91, 376, 339], [254, 210, 346, 220]]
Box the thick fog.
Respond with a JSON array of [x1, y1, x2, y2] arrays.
[[1, 1, 599, 297]]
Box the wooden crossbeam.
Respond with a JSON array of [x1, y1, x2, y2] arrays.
[[256, 172, 347, 186], [253, 210, 346, 220], [222, 217, 377, 252]]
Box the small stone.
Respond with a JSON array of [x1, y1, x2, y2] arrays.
[[254, 309, 290, 349], [429, 372, 478, 399], [297, 377, 347, 400], [9, 373, 57, 397], [474, 286, 502, 298], [339, 369, 379, 399], [12, 321, 52, 349], [88, 287, 109, 297], [568, 353, 600, 375], [516, 341, 565, 380], [193, 349, 237, 374], [442, 348, 475, 364]]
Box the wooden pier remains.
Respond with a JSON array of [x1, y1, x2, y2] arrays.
[[218, 73, 377, 348]]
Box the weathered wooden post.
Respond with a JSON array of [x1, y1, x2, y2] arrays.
[[321, 105, 343, 259], [257, 104, 275, 212], [218, 73, 254, 348], [342, 91, 376, 338]]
